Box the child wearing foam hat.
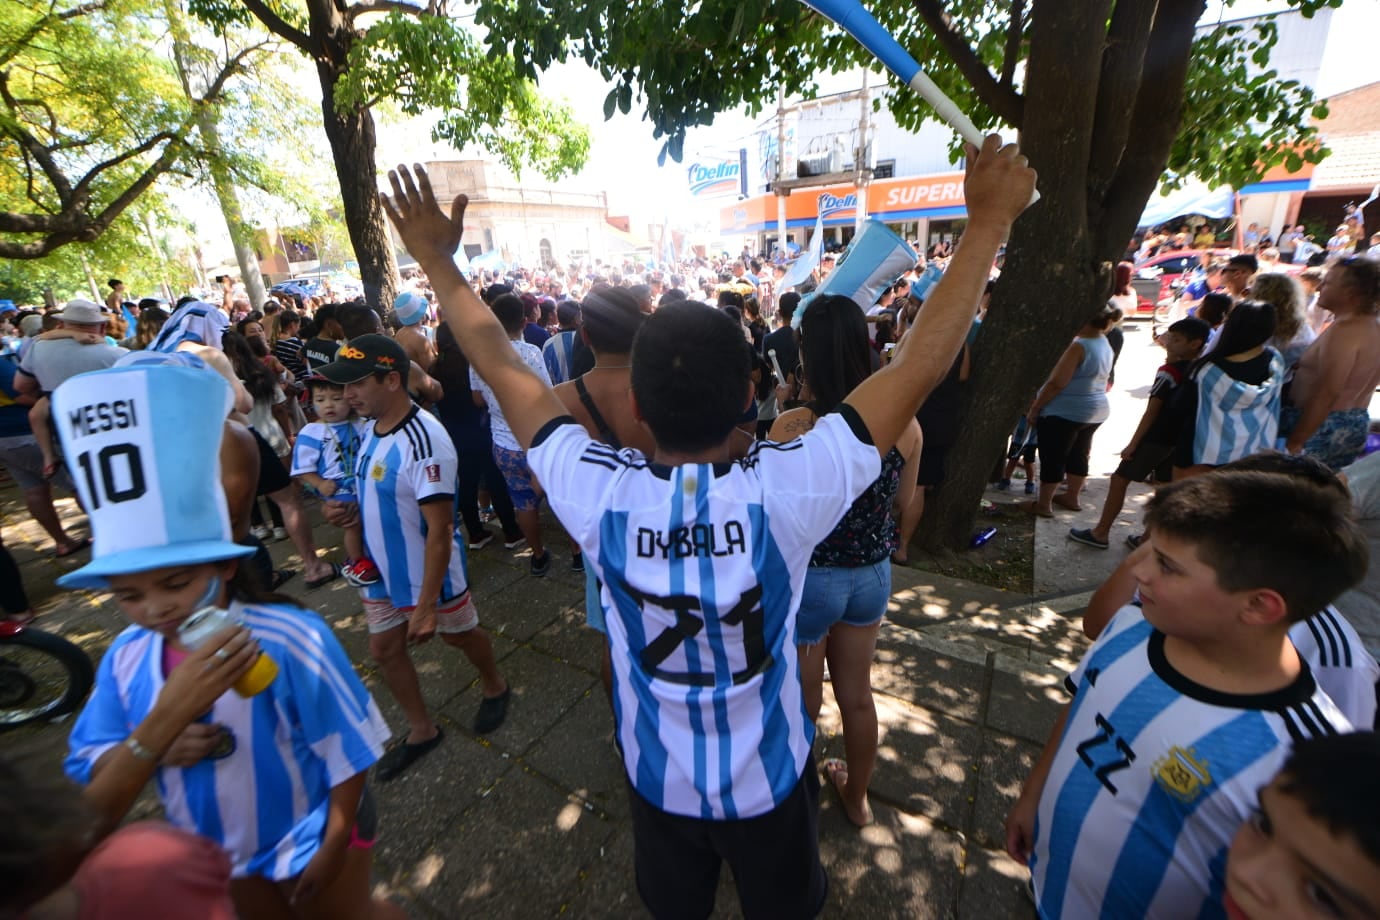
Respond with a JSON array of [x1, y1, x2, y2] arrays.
[[55, 361, 401, 918]]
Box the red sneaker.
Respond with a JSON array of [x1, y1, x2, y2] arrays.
[[342, 558, 382, 586]]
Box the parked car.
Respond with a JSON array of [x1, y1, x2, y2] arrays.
[[1132, 249, 1229, 312]]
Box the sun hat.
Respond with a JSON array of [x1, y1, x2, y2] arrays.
[[53, 299, 105, 325]]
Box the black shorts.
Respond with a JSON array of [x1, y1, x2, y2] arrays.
[[627, 754, 828, 920], [1113, 441, 1176, 483], [251, 428, 293, 495], [917, 443, 950, 487]]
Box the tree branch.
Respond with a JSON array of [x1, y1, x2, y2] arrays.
[[240, 0, 315, 55], [0, 71, 74, 204], [346, 0, 424, 21], [1000, 0, 1024, 89], [910, 0, 1024, 127], [1086, 0, 1157, 200], [68, 131, 180, 206], [1097, 0, 1207, 255]]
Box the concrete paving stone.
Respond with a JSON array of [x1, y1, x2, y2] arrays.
[[971, 732, 1043, 852], [401, 765, 620, 917], [440, 645, 596, 757], [526, 602, 605, 675], [364, 632, 521, 740], [872, 624, 989, 724], [464, 554, 529, 599], [958, 845, 1037, 920], [553, 825, 648, 919], [985, 668, 1069, 746], [816, 689, 982, 830], [523, 689, 625, 818], [817, 795, 965, 919], [885, 569, 1012, 632], [370, 731, 517, 878], [474, 576, 579, 644]]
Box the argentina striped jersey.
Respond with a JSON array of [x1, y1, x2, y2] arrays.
[[527, 407, 881, 819], [291, 419, 368, 494], [1189, 349, 1283, 466], [65, 602, 390, 879], [542, 329, 578, 385], [355, 406, 468, 609], [1030, 604, 1351, 919], [1291, 606, 1379, 729]]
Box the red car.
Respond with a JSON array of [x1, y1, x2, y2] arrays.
[[1131, 249, 1227, 313]]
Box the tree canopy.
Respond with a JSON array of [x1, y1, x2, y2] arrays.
[[0, 0, 264, 258]]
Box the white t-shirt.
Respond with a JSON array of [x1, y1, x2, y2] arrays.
[[1031, 604, 1351, 919], [470, 339, 551, 451], [526, 407, 880, 819]]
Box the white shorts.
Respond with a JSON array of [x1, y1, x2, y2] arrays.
[[361, 592, 479, 635]]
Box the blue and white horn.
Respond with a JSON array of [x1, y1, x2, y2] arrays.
[[797, 0, 1038, 202]]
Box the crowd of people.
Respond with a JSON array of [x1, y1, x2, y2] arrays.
[[0, 137, 1377, 920]]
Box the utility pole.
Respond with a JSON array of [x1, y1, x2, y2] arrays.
[[775, 91, 789, 262], [855, 68, 871, 234]]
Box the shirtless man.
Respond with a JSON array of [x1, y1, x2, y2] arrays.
[[392, 292, 437, 370], [1284, 257, 1380, 470]]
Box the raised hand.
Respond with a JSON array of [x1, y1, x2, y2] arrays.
[[962, 134, 1038, 228], [380, 163, 469, 270]]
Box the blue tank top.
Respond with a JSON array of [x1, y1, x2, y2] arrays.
[[1042, 335, 1113, 424]]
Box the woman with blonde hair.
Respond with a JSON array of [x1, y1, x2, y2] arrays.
[[1249, 271, 1315, 369]]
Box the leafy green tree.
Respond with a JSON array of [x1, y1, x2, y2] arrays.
[[478, 0, 1336, 549], [189, 0, 590, 308], [0, 0, 262, 258]]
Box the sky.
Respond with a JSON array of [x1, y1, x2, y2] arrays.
[[390, 0, 1380, 231], [197, 0, 1380, 261]]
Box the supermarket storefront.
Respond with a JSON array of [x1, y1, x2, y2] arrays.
[[720, 171, 969, 254]]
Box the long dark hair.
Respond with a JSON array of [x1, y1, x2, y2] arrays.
[[798, 294, 872, 416], [222, 331, 278, 401], [1196, 299, 1276, 371], [430, 322, 473, 402]]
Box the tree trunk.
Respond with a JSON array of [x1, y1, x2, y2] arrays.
[[919, 0, 1118, 551], [199, 109, 269, 308], [316, 73, 397, 311]]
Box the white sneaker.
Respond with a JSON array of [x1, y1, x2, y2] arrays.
[[504, 536, 527, 551], [250, 525, 271, 541]]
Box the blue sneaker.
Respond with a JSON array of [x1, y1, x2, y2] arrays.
[[1025, 480, 1037, 495], [996, 478, 1011, 491]]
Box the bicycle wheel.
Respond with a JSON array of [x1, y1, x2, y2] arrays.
[[0, 627, 95, 730]]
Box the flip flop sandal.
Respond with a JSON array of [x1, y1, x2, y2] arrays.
[[375, 727, 444, 782], [1018, 500, 1054, 519], [270, 568, 298, 590], [53, 536, 91, 559], [304, 564, 340, 590]]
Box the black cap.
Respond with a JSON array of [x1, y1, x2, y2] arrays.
[[316, 333, 408, 384], [1226, 253, 1258, 273]]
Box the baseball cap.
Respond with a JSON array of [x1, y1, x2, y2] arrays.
[[393, 290, 429, 326], [316, 333, 408, 384]]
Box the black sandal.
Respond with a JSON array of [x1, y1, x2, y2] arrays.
[[375, 728, 444, 782]]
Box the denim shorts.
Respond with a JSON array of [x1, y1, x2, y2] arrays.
[[795, 559, 891, 646]]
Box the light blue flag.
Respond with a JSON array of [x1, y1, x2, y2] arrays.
[[777, 207, 824, 292], [661, 216, 677, 266]]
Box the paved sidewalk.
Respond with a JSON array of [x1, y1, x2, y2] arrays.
[[3, 483, 1089, 918]]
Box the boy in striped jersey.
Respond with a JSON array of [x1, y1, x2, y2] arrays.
[[380, 137, 1037, 917], [1007, 470, 1369, 919], [318, 334, 509, 780]]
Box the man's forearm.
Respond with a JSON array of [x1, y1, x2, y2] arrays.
[[418, 509, 452, 605]]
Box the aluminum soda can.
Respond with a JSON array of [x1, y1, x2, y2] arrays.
[[177, 606, 278, 697]]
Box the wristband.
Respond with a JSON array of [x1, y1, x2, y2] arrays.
[[124, 736, 157, 761]]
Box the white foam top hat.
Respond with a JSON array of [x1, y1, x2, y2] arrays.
[[793, 219, 917, 327], [52, 363, 254, 589]]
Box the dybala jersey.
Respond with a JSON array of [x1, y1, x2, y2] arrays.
[[1030, 604, 1351, 919], [526, 406, 881, 820], [355, 406, 468, 609]]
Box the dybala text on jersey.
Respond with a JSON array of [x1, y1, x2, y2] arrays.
[[637, 522, 748, 560]]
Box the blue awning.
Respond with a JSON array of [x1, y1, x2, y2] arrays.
[[1137, 184, 1235, 227]]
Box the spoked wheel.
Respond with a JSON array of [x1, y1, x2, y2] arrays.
[[0, 627, 95, 730]]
